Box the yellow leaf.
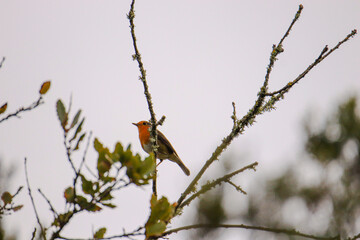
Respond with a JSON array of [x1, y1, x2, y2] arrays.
[[39, 81, 51, 95], [0, 103, 7, 114]]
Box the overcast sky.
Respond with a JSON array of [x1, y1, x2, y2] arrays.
[[1, 1, 359, 239]]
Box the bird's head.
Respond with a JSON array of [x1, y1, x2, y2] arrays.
[[132, 121, 151, 131]]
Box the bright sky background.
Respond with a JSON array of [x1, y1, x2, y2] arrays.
[[1, 1, 359, 239]]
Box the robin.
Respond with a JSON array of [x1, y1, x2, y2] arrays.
[[132, 121, 190, 176]]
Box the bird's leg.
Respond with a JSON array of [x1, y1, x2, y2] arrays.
[[157, 159, 164, 167]]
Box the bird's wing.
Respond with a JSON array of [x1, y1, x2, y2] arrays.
[[157, 130, 176, 155]]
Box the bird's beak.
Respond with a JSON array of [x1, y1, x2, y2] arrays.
[[132, 122, 138, 126]]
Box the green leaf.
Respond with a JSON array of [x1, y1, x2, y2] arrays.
[[145, 195, 175, 237], [1, 191, 12, 204], [75, 195, 89, 209], [81, 175, 94, 195], [101, 202, 116, 209], [52, 211, 73, 227], [111, 142, 124, 162], [88, 204, 102, 212], [73, 132, 86, 151], [56, 100, 68, 128], [146, 222, 166, 237], [94, 227, 107, 239], [39, 81, 51, 95], [70, 118, 85, 142], [126, 153, 155, 186], [0, 103, 7, 115], [13, 205, 23, 212], [94, 138, 104, 152], [70, 110, 81, 129], [64, 187, 75, 203]]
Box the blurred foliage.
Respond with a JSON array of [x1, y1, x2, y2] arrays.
[[193, 96, 360, 239], [192, 164, 228, 240], [252, 96, 360, 239], [145, 194, 175, 238], [0, 161, 18, 240]]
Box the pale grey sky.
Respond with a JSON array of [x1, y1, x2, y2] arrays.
[[1, 1, 359, 239]]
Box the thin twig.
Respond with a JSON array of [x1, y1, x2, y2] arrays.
[[231, 102, 237, 128], [128, 0, 161, 197], [25, 158, 46, 239], [85, 163, 97, 178], [31, 228, 37, 240], [180, 162, 257, 208], [73, 131, 93, 187], [156, 115, 166, 126], [0, 57, 5, 69], [58, 227, 144, 240], [0, 96, 44, 123], [279, 4, 303, 45], [64, 131, 77, 174], [175, 7, 357, 213], [38, 189, 58, 218], [175, 6, 304, 211], [161, 223, 339, 240], [263, 5, 303, 92], [225, 179, 246, 194], [265, 30, 357, 97]]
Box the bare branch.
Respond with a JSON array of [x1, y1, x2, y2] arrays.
[[31, 228, 37, 240], [175, 7, 357, 212], [180, 162, 257, 208], [225, 179, 246, 194], [161, 223, 339, 240], [25, 158, 46, 239], [73, 131, 93, 187], [265, 30, 357, 97], [0, 57, 5, 69], [156, 115, 166, 126], [231, 102, 237, 128], [38, 189, 58, 218], [0, 96, 44, 123], [263, 4, 304, 91], [58, 227, 144, 240], [128, 0, 161, 196]]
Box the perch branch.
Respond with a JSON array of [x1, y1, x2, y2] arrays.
[[161, 223, 339, 240], [128, 0, 162, 196]]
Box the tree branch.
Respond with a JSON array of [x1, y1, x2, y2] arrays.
[[128, 0, 162, 197], [58, 227, 144, 240], [180, 162, 257, 209], [0, 57, 5, 69], [38, 189, 58, 219], [0, 95, 44, 123], [25, 158, 46, 239], [265, 29, 357, 97], [162, 224, 339, 240], [175, 6, 357, 213]]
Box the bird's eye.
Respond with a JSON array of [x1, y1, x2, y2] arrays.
[[143, 122, 147, 125]]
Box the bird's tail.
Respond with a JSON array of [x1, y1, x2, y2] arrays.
[[170, 154, 190, 176]]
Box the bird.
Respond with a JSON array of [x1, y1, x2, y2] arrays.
[[132, 121, 190, 176]]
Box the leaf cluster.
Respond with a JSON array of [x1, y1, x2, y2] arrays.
[[146, 194, 175, 238], [0, 187, 23, 217]]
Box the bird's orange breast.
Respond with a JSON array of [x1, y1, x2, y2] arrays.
[[138, 125, 151, 149]]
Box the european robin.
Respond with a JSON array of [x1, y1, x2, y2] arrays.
[[133, 121, 190, 176]]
